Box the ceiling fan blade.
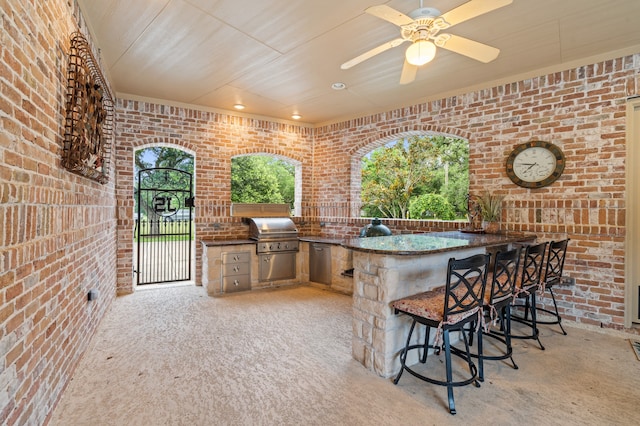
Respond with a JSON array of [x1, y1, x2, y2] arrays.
[[399, 60, 418, 85], [440, 0, 512, 28], [365, 5, 414, 27], [341, 38, 405, 70], [435, 34, 500, 63]]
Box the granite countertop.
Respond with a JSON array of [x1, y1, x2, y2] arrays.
[[201, 239, 255, 247], [298, 236, 346, 245], [342, 231, 535, 255]]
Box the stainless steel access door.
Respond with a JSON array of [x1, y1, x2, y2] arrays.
[[309, 243, 331, 285], [258, 252, 296, 282]]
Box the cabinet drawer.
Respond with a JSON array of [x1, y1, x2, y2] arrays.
[[222, 252, 251, 264], [222, 275, 251, 293], [222, 262, 250, 276]]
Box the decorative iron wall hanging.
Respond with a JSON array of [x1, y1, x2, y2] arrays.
[[62, 32, 114, 184]]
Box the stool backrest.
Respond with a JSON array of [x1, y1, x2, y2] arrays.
[[444, 253, 490, 322], [489, 248, 521, 306], [544, 239, 570, 286], [519, 242, 548, 292]]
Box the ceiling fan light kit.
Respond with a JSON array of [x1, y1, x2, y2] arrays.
[[341, 0, 513, 84], [405, 40, 436, 66]]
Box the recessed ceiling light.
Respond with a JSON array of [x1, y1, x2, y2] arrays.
[[331, 82, 346, 90], [291, 114, 302, 120], [233, 104, 245, 110]]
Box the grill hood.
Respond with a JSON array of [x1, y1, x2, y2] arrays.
[[248, 217, 298, 241]]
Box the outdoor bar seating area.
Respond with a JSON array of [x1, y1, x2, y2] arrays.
[[390, 238, 570, 414]]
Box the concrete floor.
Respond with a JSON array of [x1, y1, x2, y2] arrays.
[[50, 284, 640, 426]]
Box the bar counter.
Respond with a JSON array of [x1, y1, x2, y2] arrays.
[[342, 231, 535, 378]]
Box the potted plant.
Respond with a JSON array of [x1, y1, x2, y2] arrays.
[[474, 191, 505, 233]]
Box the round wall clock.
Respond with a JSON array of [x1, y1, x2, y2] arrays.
[[505, 140, 565, 188]]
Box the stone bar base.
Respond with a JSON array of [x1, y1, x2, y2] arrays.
[[351, 247, 484, 378]]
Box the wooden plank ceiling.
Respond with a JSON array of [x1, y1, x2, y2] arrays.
[[78, 0, 640, 125]]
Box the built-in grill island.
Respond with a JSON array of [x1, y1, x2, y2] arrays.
[[247, 217, 299, 282]]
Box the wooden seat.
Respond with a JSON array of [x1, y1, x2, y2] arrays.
[[391, 253, 490, 415]]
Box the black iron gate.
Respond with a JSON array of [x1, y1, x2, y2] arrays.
[[135, 168, 194, 285]]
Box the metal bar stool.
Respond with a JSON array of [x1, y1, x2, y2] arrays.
[[535, 239, 570, 335], [391, 253, 490, 415], [475, 248, 522, 376], [510, 241, 548, 350]]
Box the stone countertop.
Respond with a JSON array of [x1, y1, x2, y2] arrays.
[[201, 239, 255, 247], [342, 231, 535, 255], [298, 236, 346, 245]]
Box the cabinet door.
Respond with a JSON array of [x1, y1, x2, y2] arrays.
[[310, 243, 332, 285], [258, 253, 296, 281], [222, 252, 251, 264], [222, 275, 251, 292], [223, 262, 250, 276]]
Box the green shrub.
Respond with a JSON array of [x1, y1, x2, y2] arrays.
[[409, 194, 456, 220]]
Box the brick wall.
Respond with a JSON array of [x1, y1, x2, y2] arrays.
[[114, 55, 638, 331], [1, 1, 116, 424], [114, 102, 314, 292], [313, 55, 639, 331], [3, 0, 637, 423]]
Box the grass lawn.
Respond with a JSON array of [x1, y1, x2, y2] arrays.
[[135, 220, 194, 242]]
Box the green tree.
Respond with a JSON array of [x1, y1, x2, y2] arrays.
[[133, 147, 195, 228], [135, 147, 193, 174], [429, 136, 469, 216], [231, 156, 294, 207], [271, 160, 295, 207], [361, 135, 468, 219]]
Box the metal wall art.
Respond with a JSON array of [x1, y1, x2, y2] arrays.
[[62, 32, 113, 184]]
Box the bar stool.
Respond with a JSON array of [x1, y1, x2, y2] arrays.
[[476, 248, 521, 376], [535, 239, 571, 335], [510, 241, 548, 350], [391, 253, 490, 415]]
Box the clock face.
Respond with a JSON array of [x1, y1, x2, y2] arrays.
[[506, 141, 565, 188]]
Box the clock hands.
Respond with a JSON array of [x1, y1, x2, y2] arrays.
[[515, 162, 538, 174], [519, 162, 538, 170]]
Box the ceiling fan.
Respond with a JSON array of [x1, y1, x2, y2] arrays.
[[341, 0, 513, 84]]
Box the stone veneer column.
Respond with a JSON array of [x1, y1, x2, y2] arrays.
[[351, 247, 483, 378]]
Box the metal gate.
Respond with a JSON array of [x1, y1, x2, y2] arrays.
[[135, 168, 194, 285]]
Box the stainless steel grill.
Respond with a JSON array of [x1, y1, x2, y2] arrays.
[[247, 217, 299, 281]]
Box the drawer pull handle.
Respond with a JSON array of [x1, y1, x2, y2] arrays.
[[233, 266, 240, 272], [233, 280, 239, 286]]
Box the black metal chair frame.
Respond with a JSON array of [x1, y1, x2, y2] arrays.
[[392, 253, 490, 415], [465, 248, 521, 377], [535, 239, 570, 335], [510, 242, 548, 350]]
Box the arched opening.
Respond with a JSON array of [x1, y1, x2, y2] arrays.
[[230, 154, 302, 216], [351, 132, 469, 220], [133, 145, 196, 286]]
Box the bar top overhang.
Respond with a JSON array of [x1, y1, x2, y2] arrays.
[[343, 231, 535, 255]]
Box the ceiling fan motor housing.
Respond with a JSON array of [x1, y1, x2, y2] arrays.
[[402, 8, 450, 42], [408, 7, 441, 19]]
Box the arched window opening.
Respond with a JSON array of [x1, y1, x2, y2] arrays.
[[231, 154, 301, 216], [134, 146, 195, 222], [360, 134, 469, 220]]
